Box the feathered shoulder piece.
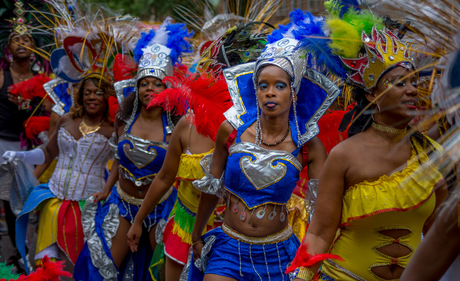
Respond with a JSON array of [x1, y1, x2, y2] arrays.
[[148, 68, 232, 141]]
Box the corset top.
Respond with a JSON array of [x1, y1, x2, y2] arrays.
[[49, 127, 112, 201], [224, 120, 302, 209], [117, 112, 169, 182]]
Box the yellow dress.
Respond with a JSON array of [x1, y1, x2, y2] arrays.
[[320, 138, 443, 281]]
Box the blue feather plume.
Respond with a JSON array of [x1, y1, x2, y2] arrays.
[[133, 22, 193, 65], [165, 23, 194, 65], [133, 29, 156, 63]]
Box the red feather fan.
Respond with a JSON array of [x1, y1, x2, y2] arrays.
[[113, 54, 137, 82], [285, 242, 344, 274], [9, 75, 52, 102], [149, 70, 232, 141], [23, 116, 50, 140]]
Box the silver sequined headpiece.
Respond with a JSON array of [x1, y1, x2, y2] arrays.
[[253, 38, 306, 94], [136, 43, 173, 84]]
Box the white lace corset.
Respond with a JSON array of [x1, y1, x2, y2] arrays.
[[48, 128, 113, 201]]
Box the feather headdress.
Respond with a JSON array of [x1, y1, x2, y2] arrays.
[[0, 0, 54, 72], [175, 0, 279, 75], [133, 17, 193, 83], [48, 1, 141, 84]]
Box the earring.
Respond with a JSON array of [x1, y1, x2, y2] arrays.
[[7, 53, 13, 63], [255, 93, 262, 146], [30, 53, 36, 61], [291, 86, 301, 147], [372, 103, 381, 122]]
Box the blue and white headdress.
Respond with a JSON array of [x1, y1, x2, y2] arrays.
[[118, 17, 193, 131], [224, 10, 343, 147]]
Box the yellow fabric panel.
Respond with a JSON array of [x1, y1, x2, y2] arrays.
[[287, 193, 308, 241], [38, 159, 57, 184], [36, 197, 63, 255], [341, 139, 443, 225], [176, 150, 213, 213]]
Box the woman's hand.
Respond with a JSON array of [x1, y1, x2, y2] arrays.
[[127, 221, 143, 252], [192, 240, 204, 261], [92, 190, 110, 202]]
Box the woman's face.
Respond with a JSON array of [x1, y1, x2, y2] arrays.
[[82, 79, 107, 117], [368, 66, 418, 123], [256, 65, 293, 117], [138, 77, 166, 108]]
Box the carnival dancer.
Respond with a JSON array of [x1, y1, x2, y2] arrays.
[[74, 19, 192, 281], [184, 10, 339, 281], [368, 1, 460, 280], [290, 2, 447, 280], [125, 21, 271, 279], [0, 0, 53, 265], [3, 7, 137, 274]]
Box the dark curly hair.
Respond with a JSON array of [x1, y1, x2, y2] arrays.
[[69, 77, 115, 122]]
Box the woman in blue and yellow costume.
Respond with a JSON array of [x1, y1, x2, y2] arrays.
[[183, 10, 340, 281], [290, 1, 447, 281], [3, 3, 139, 275], [74, 18, 193, 281], [126, 18, 274, 280]]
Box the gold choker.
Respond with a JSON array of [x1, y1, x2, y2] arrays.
[[79, 118, 103, 136], [372, 122, 407, 135]]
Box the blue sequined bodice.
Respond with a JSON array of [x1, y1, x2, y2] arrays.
[[224, 119, 302, 209], [118, 113, 169, 181]]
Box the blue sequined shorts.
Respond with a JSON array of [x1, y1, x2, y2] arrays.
[[107, 185, 177, 231], [197, 224, 300, 281]]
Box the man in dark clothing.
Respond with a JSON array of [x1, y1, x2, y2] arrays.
[[0, 33, 37, 270]]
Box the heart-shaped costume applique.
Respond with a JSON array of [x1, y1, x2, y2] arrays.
[[123, 141, 158, 169], [232, 143, 301, 190]]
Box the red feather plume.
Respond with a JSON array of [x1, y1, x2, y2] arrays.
[[9, 75, 52, 102], [113, 54, 137, 82], [23, 116, 50, 140], [108, 96, 119, 122], [285, 242, 344, 274], [149, 69, 232, 141], [15, 256, 71, 280]]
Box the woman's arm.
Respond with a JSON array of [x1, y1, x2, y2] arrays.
[[191, 121, 233, 260], [41, 114, 69, 163], [423, 180, 448, 234], [305, 136, 327, 179], [127, 118, 187, 251], [294, 145, 348, 279]]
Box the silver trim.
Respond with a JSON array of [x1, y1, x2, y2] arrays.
[[223, 62, 256, 129], [114, 78, 136, 109], [43, 78, 69, 116], [299, 69, 341, 145], [325, 259, 367, 281]]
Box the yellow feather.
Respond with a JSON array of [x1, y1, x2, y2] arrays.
[[326, 17, 362, 58]]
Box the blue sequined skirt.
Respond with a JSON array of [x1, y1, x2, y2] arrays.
[[185, 223, 300, 281], [74, 186, 177, 281]]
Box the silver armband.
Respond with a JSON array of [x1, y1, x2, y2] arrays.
[[108, 133, 119, 159], [304, 179, 319, 224], [192, 153, 225, 198]]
